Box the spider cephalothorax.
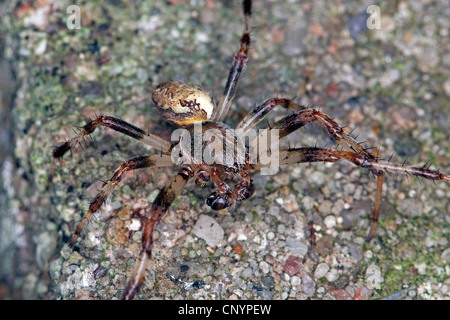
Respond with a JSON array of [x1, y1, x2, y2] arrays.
[[52, 0, 449, 300], [154, 81, 255, 210]]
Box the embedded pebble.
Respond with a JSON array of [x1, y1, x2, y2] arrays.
[[93, 266, 107, 279], [346, 11, 370, 40], [34, 38, 47, 55], [255, 288, 273, 300], [268, 205, 280, 216], [291, 276, 301, 286], [319, 200, 333, 215], [244, 211, 253, 223], [192, 215, 224, 247], [444, 80, 450, 96], [128, 219, 141, 231], [314, 235, 334, 256], [341, 201, 371, 229], [309, 171, 325, 185], [262, 276, 275, 289], [347, 244, 363, 261], [277, 224, 286, 234], [301, 271, 316, 296], [301, 196, 315, 210], [259, 261, 271, 274], [324, 215, 336, 229], [242, 267, 253, 279], [380, 69, 400, 87], [441, 248, 450, 262], [396, 198, 423, 217], [286, 237, 308, 255], [283, 255, 303, 276], [326, 268, 340, 282], [330, 289, 353, 300], [414, 262, 427, 275], [314, 263, 330, 279]]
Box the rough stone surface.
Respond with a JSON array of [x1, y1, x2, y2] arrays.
[[0, 0, 448, 301]]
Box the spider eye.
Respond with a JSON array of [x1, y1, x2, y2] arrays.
[[152, 81, 215, 127]]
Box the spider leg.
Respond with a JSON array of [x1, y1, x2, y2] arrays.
[[264, 109, 449, 182], [212, 0, 252, 122], [53, 115, 173, 159], [236, 97, 303, 133], [69, 154, 175, 247], [256, 147, 449, 240], [121, 166, 193, 300], [275, 147, 383, 241], [245, 106, 393, 239], [246, 104, 449, 240], [240, 99, 372, 160], [368, 173, 384, 241], [233, 170, 255, 202]]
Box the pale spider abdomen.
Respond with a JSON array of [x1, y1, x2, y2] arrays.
[[152, 81, 215, 127]]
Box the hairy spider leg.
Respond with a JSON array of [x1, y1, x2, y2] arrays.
[[212, 0, 252, 122], [273, 147, 448, 239], [240, 99, 374, 159], [68, 155, 175, 247], [240, 99, 386, 240], [251, 107, 449, 239], [52, 115, 173, 159], [121, 166, 194, 300], [236, 98, 304, 133], [259, 148, 382, 240]]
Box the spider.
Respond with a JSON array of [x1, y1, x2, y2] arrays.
[[53, 0, 449, 300]]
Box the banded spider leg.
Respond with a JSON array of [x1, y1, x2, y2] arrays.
[[67, 154, 175, 247], [241, 99, 449, 240], [52, 115, 173, 158], [212, 0, 252, 122], [121, 166, 193, 300]]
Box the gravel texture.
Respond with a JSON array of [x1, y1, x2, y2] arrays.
[[0, 0, 449, 300]]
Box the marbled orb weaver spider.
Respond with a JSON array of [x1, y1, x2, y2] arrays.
[[53, 0, 449, 300]]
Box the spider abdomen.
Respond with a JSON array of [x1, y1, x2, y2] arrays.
[[152, 81, 215, 127]]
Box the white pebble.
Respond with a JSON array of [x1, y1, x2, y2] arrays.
[[259, 261, 270, 274], [192, 215, 224, 247], [314, 263, 330, 279], [324, 215, 336, 229], [291, 276, 302, 286], [128, 219, 141, 231], [326, 268, 340, 282], [444, 80, 450, 96]]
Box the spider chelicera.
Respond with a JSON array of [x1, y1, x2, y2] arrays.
[[53, 0, 449, 300]]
